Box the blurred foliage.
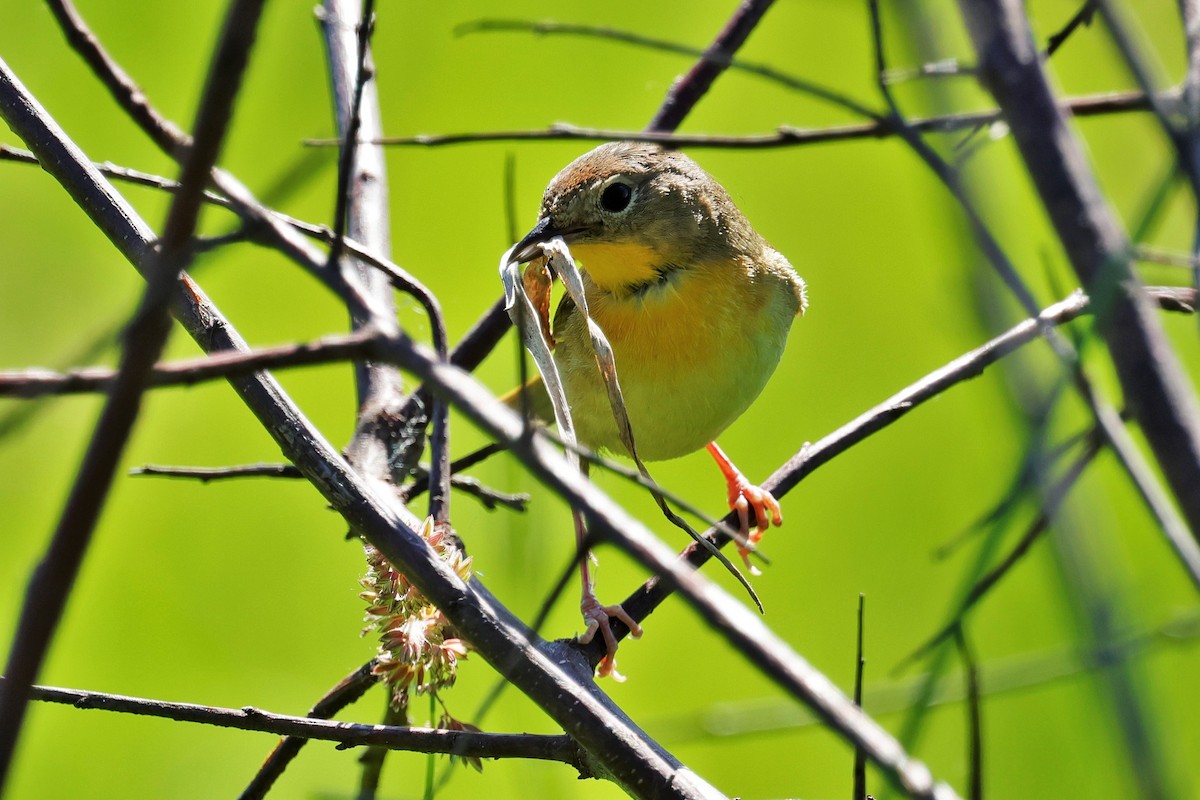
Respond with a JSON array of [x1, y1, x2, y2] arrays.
[[2, 1, 1199, 798]]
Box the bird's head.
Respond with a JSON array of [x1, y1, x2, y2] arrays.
[[508, 142, 751, 292]]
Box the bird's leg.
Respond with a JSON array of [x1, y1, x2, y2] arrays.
[[571, 507, 642, 679], [706, 441, 783, 576]]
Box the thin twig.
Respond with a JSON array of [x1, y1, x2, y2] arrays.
[[0, 328, 382, 398], [953, 630, 983, 800], [962, 0, 1200, 550], [458, 17, 881, 122], [874, 0, 1200, 595], [238, 660, 380, 800], [15, 680, 583, 766], [131, 463, 303, 481], [647, 0, 777, 132], [302, 89, 1164, 149], [0, 144, 227, 204], [1045, 1, 1097, 57], [129, 460, 526, 511], [853, 594, 868, 800]]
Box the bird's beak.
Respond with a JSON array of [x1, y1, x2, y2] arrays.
[[507, 216, 583, 264]]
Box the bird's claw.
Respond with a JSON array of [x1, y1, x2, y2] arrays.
[[577, 596, 642, 680], [729, 480, 783, 576]]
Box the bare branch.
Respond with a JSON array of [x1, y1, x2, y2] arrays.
[[238, 661, 378, 800], [647, 0, 777, 132], [45, 0, 189, 155], [960, 1, 1200, 545], [1045, 1, 1097, 57], [128, 461, 526, 511], [131, 464, 303, 481], [610, 288, 1198, 637], [301, 89, 1163, 149], [0, 328, 381, 398], [853, 594, 868, 800], [16, 680, 582, 767], [871, 1, 1200, 593], [0, 1, 267, 787], [953, 630, 983, 800]]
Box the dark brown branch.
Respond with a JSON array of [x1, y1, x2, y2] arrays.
[[131, 463, 303, 481], [3, 59, 747, 799], [960, 1, 1200, 544], [648, 0, 777, 132], [853, 594, 868, 800], [0, 328, 382, 398], [45, 0, 189, 156], [1045, 1, 1097, 57], [43, 0, 400, 337], [130, 461, 525, 511], [302, 89, 1163, 149], [953, 630, 983, 800], [0, 1, 266, 787], [15, 680, 582, 767], [870, 1, 1200, 590]]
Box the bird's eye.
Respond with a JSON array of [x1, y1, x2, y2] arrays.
[[600, 181, 633, 213]]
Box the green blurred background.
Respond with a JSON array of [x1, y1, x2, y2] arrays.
[[2, 1, 1199, 797]]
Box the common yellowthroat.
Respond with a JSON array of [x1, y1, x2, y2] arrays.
[[507, 142, 807, 673]]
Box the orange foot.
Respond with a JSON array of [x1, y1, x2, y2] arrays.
[[577, 594, 643, 680], [706, 441, 783, 575]]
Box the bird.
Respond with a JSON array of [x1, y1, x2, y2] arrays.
[[505, 141, 807, 676]]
